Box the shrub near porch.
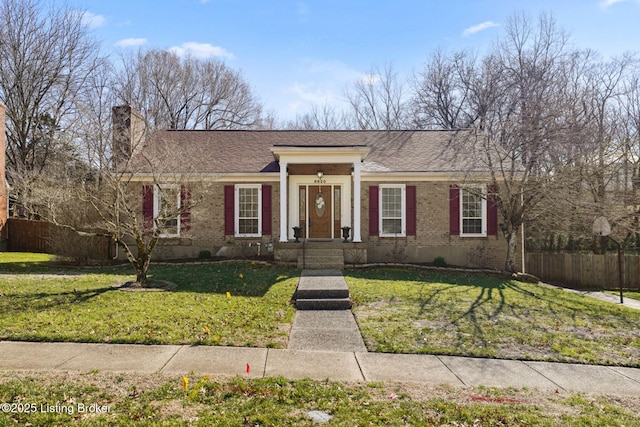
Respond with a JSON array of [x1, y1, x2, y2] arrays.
[[0, 258, 298, 348], [346, 268, 640, 367]]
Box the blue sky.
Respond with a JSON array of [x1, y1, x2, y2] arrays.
[[78, 0, 640, 121]]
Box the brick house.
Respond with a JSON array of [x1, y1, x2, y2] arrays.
[[117, 106, 523, 271]]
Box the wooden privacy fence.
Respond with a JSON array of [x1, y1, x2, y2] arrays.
[[526, 252, 640, 290], [7, 218, 112, 260], [7, 218, 48, 252]]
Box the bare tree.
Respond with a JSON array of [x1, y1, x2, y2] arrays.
[[480, 13, 578, 271], [411, 49, 477, 129], [285, 103, 351, 130], [112, 49, 264, 131], [0, 0, 101, 177], [88, 152, 200, 285], [570, 55, 637, 252], [24, 106, 203, 286], [73, 62, 120, 177], [413, 12, 579, 271], [344, 63, 409, 130]]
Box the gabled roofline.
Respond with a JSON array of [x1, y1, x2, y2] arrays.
[[270, 145, 370, 163]]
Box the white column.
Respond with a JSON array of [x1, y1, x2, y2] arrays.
[[353, 161, 362, 242], [279, 160, 288, 242]]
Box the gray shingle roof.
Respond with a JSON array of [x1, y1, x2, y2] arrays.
[[129, 129, 482, 174]]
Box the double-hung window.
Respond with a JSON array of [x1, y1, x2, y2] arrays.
[[154, 185, 181, 237], [379, 184, 406, 237], [460, 186, 486, 237], [235, 184, 262, 237]]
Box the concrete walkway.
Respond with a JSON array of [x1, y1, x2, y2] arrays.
[[1, 341, 639, 396], [288, 310, 367, 352], [288, 270, 367, 352], [556, 286, 640, 310]]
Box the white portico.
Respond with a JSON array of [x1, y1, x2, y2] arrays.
[[270, 145, 370, 243]]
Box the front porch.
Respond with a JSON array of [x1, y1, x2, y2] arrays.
[[271, 145, 370, 244], [274, 240, 368, 270]]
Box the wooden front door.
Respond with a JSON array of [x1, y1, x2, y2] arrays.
[[308, 185, 332, 238]]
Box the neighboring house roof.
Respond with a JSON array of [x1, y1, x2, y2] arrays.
[[127, 129, 486, 175]]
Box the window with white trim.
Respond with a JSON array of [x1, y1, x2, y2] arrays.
[[235, 184, 262, 237], [154, 185, 180, 237], [460, 186, 486, 237], [379, 184, 405, 237]]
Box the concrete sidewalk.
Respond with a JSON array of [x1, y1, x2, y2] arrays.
[[1, 341, 639, 396]]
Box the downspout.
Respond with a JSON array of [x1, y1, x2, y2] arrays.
[[112, 193, 120, 260], [112, 239, 119, 260]]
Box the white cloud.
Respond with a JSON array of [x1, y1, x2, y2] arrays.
[[286, 82, 337, 107], [461, 21, 500, 37], [302, 58, 363, 83], [361, 74, 381, 85], [284, 59, 395, 116], [168, 42, 235, 59], [79, 11, 106, 28], [601, 0, 625, 7], [114, 38, 147, 48], [600, 0, 640, 7], [282, 59, 369, 116]]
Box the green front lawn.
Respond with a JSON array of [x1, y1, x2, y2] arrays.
[[346, 269, 640, 367], [3, 253, 640, 367], [1, 371, 638, 426], [0, 255, 298, 348]]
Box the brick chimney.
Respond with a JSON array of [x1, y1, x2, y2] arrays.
[[0, 103, 7, 249], [112, 104, 146, 166]]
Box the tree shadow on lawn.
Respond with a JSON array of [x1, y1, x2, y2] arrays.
[[0, 287, 113, 314], [0, 261, 300, 297], [1, 263, 301, 320], [148, 263, 300, 296], [345, 268, 640, 341]]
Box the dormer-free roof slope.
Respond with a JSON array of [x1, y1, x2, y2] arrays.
[[127, 129, 484, 174]]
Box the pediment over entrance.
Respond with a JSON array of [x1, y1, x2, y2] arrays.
[[270, 145, 370, 165]]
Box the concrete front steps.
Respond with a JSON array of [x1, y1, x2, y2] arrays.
[[294, 269, 351, 310], [297, 247, 344, 270]]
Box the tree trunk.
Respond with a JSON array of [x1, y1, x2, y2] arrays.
[[134, 238, 151, 286], [136, 263, 148, 285], [504, 231, 518, 273]]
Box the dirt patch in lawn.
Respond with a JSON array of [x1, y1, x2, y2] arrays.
[[111, 280, 177, 292]]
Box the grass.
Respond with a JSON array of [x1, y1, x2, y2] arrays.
[[345, 268, 640, 367], [606, 290, 640, 301], [2, 254, 640, 424], [3, 252, 640, 366], [0, 252, 57, 271], [0, 371, 638, 426], [0, 253, 298, 348]]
